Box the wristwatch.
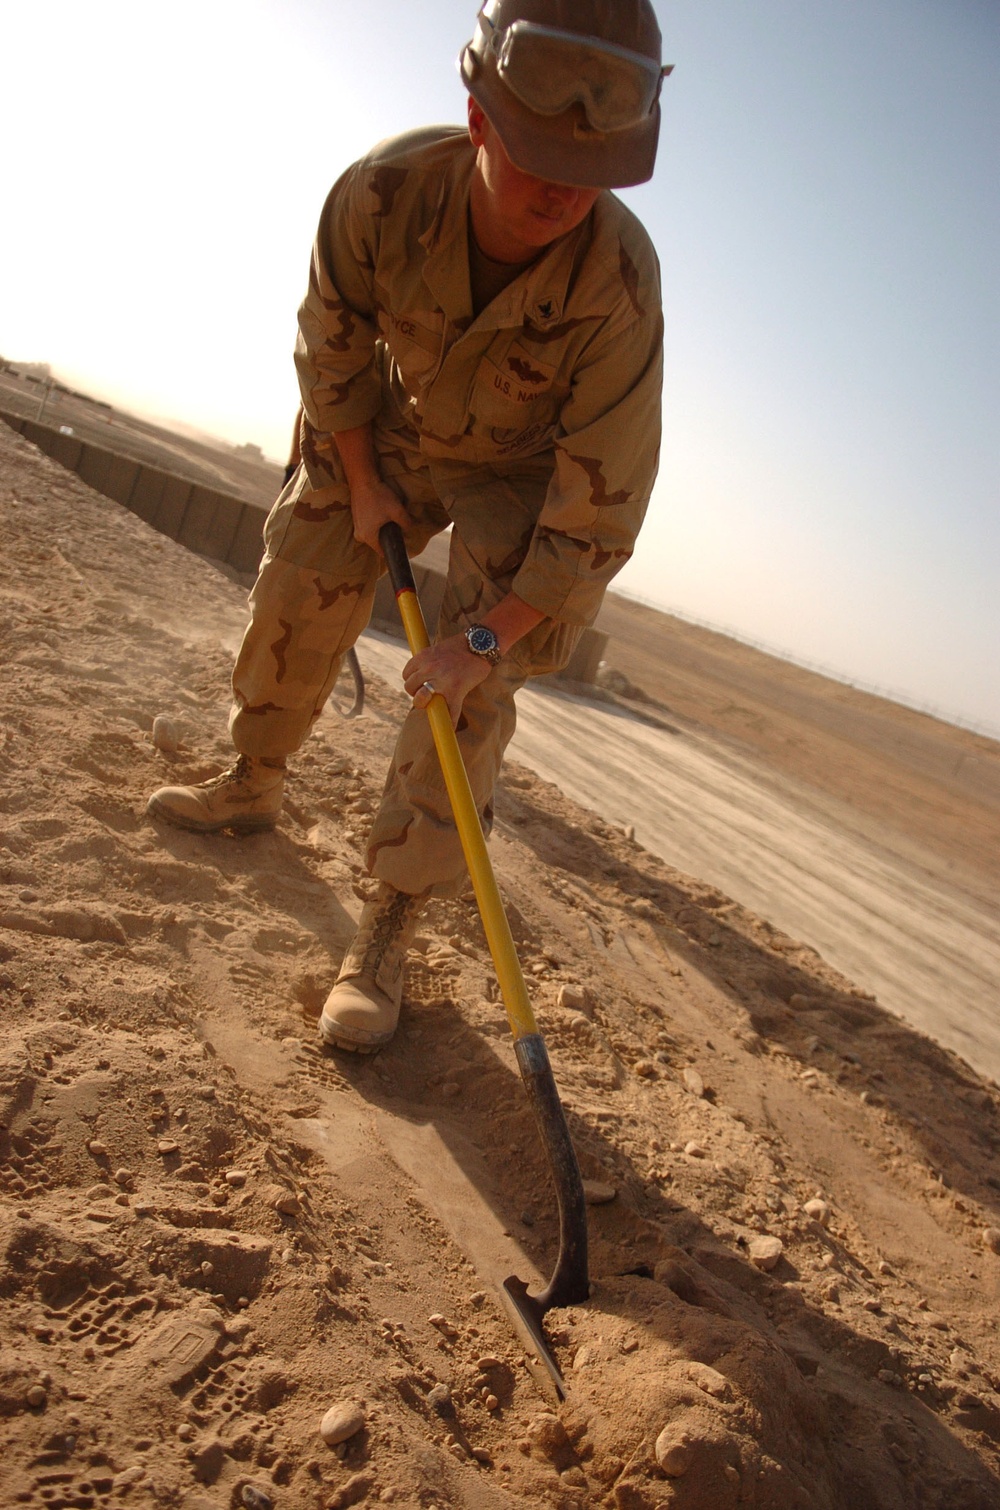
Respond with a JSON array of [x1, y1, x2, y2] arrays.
[[464, 623, 502, 666]]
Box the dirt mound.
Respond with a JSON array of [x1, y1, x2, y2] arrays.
[[2, 420, 1000, 1507]]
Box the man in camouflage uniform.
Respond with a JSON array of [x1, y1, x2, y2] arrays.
[[148, 0, 668, 1053]]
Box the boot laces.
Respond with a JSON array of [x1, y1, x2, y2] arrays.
[[203, 754, 253, 791], [358, 890, 416, 976]]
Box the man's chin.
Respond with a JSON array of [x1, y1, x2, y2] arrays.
[[524, 214, 569, 246]]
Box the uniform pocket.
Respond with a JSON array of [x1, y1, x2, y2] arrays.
[[471, 339, 560, 429], [379, 308, 446, 391]]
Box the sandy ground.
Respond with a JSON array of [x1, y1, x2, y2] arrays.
[[3, 419, 1000, 1510], [357, 637, 1000, 1085]]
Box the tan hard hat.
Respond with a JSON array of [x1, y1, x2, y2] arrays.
[[459, 0, 670, 189]]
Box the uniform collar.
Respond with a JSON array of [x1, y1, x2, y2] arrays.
[[419, 155, 474, 322], [477, 230, 583, 333]]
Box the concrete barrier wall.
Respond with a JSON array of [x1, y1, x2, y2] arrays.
[[1, 407, 267, 585], [177, 483, 243, 563], [78, 447, 141, 507], [2, 408, 606, 683], [229, 503, 272, 574], [23, 422, 84, 472]]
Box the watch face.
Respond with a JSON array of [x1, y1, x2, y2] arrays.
[[468, 625, 498, 656]]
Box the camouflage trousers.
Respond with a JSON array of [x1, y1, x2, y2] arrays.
[[229, 437, 581, 897]]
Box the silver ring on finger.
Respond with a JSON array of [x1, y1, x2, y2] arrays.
[[421, 681, 435, 696]]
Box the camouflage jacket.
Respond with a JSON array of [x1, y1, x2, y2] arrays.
[[295, 127, 662, 625]]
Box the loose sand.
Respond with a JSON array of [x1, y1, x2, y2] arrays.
[[2, 420, 1000, 1508]]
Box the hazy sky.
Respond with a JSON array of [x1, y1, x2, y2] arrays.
[[3, 1, 997, 733]]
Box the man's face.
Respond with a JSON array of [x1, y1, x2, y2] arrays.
[[468, 99, 599, 260]]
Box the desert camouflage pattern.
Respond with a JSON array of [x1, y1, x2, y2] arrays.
[[232, 126, 661, 894], [230, 425, 446, 762], [295, 126, 662, 625], [231, 448, 580, 894]]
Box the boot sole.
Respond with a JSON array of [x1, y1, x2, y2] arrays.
[[145, 797, 279, 835], [317, 1015, 393, 1055]]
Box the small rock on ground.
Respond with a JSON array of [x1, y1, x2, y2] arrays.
[[749, 1235, 783, 1271], [655, 1423, 694, 1477], [152, 714, 179, 752], [320, 1400, 366, 1446], [583, 1179, 617, 1205], [682, 1067, 706, 1097]]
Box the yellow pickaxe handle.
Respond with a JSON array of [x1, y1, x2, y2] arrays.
[[382, 532, 539, 1044]]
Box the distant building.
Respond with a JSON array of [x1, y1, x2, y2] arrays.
[[234, 442, 263, 461], [15, 362, 53, 383]]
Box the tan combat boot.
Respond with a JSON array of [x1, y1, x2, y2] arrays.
[[319, 883, 425, 1053], [146, 754, 285, 834]]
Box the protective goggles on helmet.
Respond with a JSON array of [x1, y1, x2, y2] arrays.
[[479, 2, 671, 133]]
